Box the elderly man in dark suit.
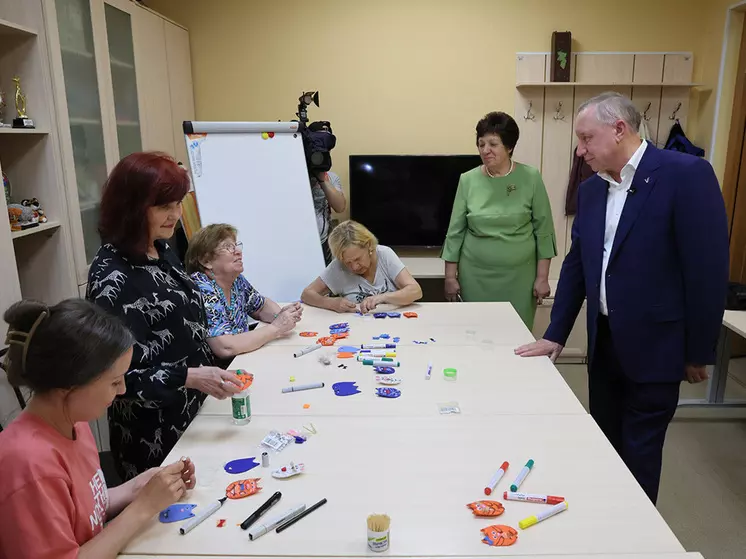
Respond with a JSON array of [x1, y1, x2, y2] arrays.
[[516, 92, 729, 504]]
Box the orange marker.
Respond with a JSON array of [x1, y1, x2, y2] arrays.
[[504, 491, 565, 505], [484, 461, 509, 496]]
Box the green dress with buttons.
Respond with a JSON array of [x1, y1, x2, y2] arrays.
[[440, 163, 557, 330]]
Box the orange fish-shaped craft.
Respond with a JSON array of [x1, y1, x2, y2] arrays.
[[480, 524, 518, 547], [466, 500, 505, 517], [234, 370, 254, 391], [317, 336, 337, 346], [403, 312, 418, 318], [225, 478, 262, 500]]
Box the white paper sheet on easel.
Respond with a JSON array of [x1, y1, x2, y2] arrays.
[[185, 122, 325, 302]]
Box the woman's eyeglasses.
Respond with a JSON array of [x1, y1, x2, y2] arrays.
[[217, 241, 243, 254]]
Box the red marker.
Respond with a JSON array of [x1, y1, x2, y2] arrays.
[[484, 461, 509, 495], [503, 491, 565, 505]]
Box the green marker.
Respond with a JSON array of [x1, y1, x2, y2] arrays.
[[362, 359, 400, 367], [510, 459, 534, 492]]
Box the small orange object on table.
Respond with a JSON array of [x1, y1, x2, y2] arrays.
[[299, 331, 318, 337], [403, 312, 418, 318]]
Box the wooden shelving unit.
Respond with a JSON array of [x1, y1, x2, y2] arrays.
[[10, 221, 61, 240], [0, 127, 49, 134], [0, 17, 38, 37], [517, 82, 703, 88], [0, 0, 78, 313]]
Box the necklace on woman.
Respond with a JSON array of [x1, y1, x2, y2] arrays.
[[485, 159, 514, 178]]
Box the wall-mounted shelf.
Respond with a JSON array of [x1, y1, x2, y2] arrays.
[[517, 82, 703, 88], [11, 221, 61, 240], [0, 18, 38, 38], [0, 127, 49, 135]]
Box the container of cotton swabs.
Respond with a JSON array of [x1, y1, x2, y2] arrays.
[[367, 513, 390, 552]]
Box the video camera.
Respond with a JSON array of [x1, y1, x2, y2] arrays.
[[296, 91, 336, 173]]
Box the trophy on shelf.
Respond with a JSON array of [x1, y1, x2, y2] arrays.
[[12, 76, 35, 129]]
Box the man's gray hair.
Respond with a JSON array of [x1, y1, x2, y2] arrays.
[[577, 92, 641, 133]]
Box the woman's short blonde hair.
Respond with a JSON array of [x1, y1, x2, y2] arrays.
[[328, 220, 378, 261], [185, 223, 237, 274]]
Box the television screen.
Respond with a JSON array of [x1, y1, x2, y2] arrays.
[[349, 155, 482, 248]]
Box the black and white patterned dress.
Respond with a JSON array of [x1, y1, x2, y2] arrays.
[[86, 240, 213, 481]]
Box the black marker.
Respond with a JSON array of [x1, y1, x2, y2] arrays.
[[241, 491, 282, 530], [276, 497, 327, 533]]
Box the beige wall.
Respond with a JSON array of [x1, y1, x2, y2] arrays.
[[146, 0, 740, 214]]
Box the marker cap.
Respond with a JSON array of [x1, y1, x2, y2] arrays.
[[518, 515, 538, 530]]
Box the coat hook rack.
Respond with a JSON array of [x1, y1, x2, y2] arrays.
[[668, 102, 682, 120], [553, 101, 566, 121], [642, 102, 652, 121], [524, 100, 536, 121]]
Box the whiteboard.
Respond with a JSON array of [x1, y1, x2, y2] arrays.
[[184, 122, 325, 302]]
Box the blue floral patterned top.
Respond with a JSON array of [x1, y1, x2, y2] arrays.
[[191, 272, 266, 337]]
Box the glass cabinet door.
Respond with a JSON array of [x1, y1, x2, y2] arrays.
[[55, 0, 108, 264], [103, 2, 142, 158]]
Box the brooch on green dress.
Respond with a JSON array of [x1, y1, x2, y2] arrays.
[[506, 184, 516, 195]]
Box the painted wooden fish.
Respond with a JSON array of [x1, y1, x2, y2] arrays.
[[466, 500, 505, 517], [225, 478, 262, 500], [480, 524, 518, 546]]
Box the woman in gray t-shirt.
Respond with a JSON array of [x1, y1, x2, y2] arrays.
[[301, 220, 422, 314]]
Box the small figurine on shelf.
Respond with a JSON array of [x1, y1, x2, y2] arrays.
[[0, 90, 9, 128], [22, 198, 47, 224], [8, 203, 38, 231], [12, 76, 34, 129], [2, 171, 10, 205]]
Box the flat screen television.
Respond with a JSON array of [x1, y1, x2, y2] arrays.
[[349, 155, 482, 248]]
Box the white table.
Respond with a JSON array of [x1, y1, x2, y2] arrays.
[[200, 344, 586, 417], [253, 302, 537, 348], [679, 310, 746, 408], [123, 554, 704, 559], [121, 414, 684, 557]]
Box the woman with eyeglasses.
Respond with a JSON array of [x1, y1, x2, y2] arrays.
[[186, 224, 303, 359], [87, 152, 243, 481]]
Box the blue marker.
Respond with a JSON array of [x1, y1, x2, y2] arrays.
[[361, 343, 396, 349], [425, 361, 432, 380]]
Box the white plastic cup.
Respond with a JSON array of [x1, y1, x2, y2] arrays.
[[367, 529, 390, 552]]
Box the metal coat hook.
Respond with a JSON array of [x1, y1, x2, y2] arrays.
[[524, 100, 536, 121], [642, 102, 652, 121], [669, 102, 682, 120], [553, 101, 565, 121]]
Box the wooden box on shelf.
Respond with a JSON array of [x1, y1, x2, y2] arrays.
[[550, 31, 572, 82]]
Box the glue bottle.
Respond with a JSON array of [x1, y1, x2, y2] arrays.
[[231, 386, 251, 425]]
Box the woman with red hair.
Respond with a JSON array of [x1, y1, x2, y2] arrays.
[[86, 152, 242, 481]]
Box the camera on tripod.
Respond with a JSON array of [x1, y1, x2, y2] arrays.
[[297, 91, 336, 174]]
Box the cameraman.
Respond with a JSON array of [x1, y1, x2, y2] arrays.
[[311, 170, 346, 265]]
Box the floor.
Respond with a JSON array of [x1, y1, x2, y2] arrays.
[[556, 357, 746, 559]]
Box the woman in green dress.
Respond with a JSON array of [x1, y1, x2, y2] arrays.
[[441, 111, 556, 329]]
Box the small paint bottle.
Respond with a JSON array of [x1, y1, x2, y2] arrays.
[[231, 387, 251, 425]]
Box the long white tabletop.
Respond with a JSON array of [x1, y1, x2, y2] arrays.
[[121, 414, 684, 557], [123, 554, 704, 559], [201, 344, 586, 417], [254, 302, 537, 348]]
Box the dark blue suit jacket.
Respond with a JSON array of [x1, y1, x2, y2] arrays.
[[545, 144, 729, 383]]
